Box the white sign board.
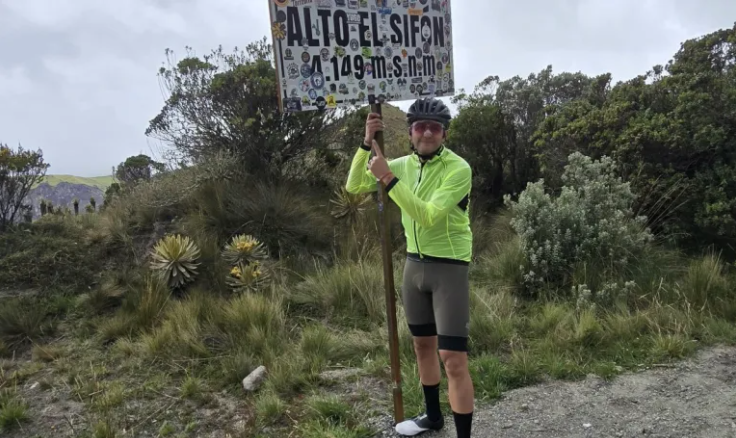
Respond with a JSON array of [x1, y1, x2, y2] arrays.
[[268, 0, 455, 112]]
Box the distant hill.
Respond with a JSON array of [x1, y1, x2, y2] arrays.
[[27, 175, 114, 219], [34, 175, 115, 191]]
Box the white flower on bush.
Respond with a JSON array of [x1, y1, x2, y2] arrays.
[[572, 283, 593, 312], [505, 152, 653, 294]]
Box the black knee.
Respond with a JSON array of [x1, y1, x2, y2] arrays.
[[438, 335, 468, 353], [408, 323, 437, 337]]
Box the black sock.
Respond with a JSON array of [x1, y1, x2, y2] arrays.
[[453, 411, 473, 438], [422, 383, 442, 421]]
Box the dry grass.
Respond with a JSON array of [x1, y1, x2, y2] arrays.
[[31, 344, 65, 363]]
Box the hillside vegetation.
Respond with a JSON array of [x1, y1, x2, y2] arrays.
[[0, 27, 735, 438], [35, 175, 114, 191]]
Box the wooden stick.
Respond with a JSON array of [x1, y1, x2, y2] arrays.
[[370, 96, 404, 423]]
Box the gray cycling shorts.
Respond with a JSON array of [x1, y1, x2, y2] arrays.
[[401, 257, 470, 352]]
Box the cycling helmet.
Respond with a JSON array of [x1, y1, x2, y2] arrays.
[[406, 97, 452, 128]]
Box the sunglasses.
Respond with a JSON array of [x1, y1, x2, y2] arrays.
[[411, 121, 444, 135]]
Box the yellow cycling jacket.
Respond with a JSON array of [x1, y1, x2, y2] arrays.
[[345, 143, 473, 264]]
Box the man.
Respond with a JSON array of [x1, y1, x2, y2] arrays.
[[345, 97, 474, 438]]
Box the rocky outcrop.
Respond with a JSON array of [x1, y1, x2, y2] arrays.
[[27, 182, 104, 218]]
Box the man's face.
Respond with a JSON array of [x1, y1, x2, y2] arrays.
[[410, 119, 445, 155]]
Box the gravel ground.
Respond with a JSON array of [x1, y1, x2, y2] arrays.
[[371, 345, 736, 438]]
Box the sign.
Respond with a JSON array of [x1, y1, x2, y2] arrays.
[[268, 0, 454, 112]]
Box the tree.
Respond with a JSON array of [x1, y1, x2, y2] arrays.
[[448, 65, 609, 207], [447, 99, 517, 204], [533, 24, 736, 252], [115, 154, 165, 187], [103, 183, 121, 209], [146, 38, 338, 181], [0, 143, 49, 232]]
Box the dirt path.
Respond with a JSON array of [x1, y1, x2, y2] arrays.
[[3, 344, 735, 437], [373, 345, 736, 438]]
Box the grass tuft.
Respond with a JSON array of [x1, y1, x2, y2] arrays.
[[97, 274, 170, 343], [296, 420, 374, 438], [289, 257, 391, 329], [180, 375, 206, 401], [469, 288, 519, 353], [295, 394, 374, 438], [676, 253, 733, 317], [93, 420, 117, 438], [0, 391, 29, 431], [304, 394, 353, 423], [255, 391, 288, 426], [0, 298, 55, 347]]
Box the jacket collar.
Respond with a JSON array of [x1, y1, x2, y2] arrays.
[[411, 144, 445, 163]]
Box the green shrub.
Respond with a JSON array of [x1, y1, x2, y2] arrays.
[[472, 237, 525, 289], [218, 293, 286, 355], [676, 253, 735, 318], [0, 298, 55, 347], [0, 394, 29, 431], [97, 274, 171, 342], [0, 215, 105, 292], [505, 152, 653, 297], [182, 179, 333, 260], [255, 391, 287, 426]]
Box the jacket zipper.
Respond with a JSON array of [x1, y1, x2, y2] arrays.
[[413, 161, 425, 259]]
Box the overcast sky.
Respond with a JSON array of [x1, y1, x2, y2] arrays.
[[0, 0, 733, 177]]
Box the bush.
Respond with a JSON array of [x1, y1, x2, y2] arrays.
[[0, 298, 55, 348], [505, 152, 653, 297], [675, 253, 735, 319], [0, 215, 105, 292], [181, 178, 333, 260], [97, 274, 171, 343]]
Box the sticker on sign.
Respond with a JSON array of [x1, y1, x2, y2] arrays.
[[267, 0, 454, 112]]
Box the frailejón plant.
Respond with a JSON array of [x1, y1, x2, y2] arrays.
[[226, 261, 268, 292], [150, 234, 200, 288], [222, 234, 267, 266], [330, 187, 371, 221]]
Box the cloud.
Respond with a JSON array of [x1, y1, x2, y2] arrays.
[[0, 0, 732, 176], [0, 66, 34, 97]]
